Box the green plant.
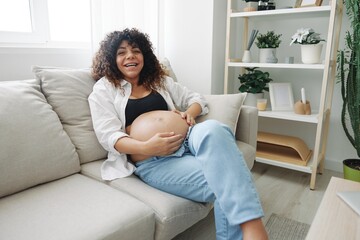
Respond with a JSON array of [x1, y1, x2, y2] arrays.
[[255, 31, 282, 48], [290, 28, 325, 45], [337, 0, 360, 157], [238, 67, 273, 93]]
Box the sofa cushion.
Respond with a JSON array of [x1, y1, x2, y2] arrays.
[[161, 57, 178, 82], [81, 160, 212, 240], [197, 93, 247, 133], [0, 174, 155, 240], [32, 66, 107, 164], [0, 79, 80, 198]]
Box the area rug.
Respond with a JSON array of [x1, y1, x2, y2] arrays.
[[265, 213, 310, 240]]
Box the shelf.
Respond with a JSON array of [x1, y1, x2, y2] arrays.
[[231, 6, 331, 18], [256, 156, 313, 173], [224, 0, 343, 189], [258, 110, 319, 123], [227, 61, 325, 70]]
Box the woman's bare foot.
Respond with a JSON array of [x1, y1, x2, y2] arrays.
[[241, 218, 268, 240]]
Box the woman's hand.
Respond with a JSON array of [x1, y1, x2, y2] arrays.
[[143, 132, 184, 156], [172, 109, 196, 126]]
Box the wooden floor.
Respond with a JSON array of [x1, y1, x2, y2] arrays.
[[173, 161, 343, 240], [252, 162, 342, 225]]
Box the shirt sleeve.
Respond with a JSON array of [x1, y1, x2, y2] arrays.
[[164, 77, 209, 115], [88, 79, 129, 155]]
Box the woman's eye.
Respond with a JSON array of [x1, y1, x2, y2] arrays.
[[117, 51, 125, 56]]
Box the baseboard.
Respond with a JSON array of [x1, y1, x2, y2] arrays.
[[324, 158, 343, 173]]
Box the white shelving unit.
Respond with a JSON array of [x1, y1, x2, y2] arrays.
[[224, 0, 343, 189]]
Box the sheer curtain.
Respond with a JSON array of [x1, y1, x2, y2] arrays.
[[90, 0, 159, 54]]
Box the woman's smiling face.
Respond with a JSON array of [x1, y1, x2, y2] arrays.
[[116, 40, 144, 83]]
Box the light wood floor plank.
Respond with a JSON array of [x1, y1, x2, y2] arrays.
[[252, 162, 342, 224], [173, 162, 343, 239]]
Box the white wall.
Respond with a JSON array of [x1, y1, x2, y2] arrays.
[[0, 48, 92, 81], [160, 0, 226, 94]]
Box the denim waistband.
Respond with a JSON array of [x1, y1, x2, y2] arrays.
[[135, 125, 193, 167]]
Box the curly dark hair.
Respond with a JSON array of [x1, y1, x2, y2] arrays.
[[92, 28, 166, 90]]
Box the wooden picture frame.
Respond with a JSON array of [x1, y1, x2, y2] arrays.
[[295, 0, 323, 8], [269, 83, 294, 111]]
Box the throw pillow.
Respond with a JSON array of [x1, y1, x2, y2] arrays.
[[0, 79, 80, 198], [32, 66, 107, 164], [197, 93, 247, 133], [161, 58, 178, 82]]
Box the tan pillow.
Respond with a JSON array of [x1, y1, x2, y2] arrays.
[[161, 58, 178, 82], [32, 66, 107, 164], [0, 79, 80, 198], [197, 93, 247, 133]]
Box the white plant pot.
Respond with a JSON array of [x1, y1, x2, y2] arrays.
[[242, 50, 252, 63], [243, 92, 264, 107], [301, 44, 323, 64], [259, 48, 278, 63]]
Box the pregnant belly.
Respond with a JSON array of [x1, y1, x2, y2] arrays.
[[128, 110, 190, 161]]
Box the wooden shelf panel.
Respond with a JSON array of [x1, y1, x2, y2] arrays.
[[231, 6, 331, 18], [257, 131, 312, 166]]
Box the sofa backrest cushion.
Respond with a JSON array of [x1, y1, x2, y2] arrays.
[[197, 93, 247, 133], [161, 57, 178, 82], [0, 79, 80, 198], [32, 66, 107, 164]]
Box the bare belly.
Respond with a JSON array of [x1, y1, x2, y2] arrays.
[[128, 110, 189, 162]]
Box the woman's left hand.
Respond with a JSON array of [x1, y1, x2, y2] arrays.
[[173, 109, 196, 126]]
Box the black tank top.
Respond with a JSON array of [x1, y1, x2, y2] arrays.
[[125, 91, 168, 127]]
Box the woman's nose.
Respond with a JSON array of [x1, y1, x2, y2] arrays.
[[126, 51, 135, 59]]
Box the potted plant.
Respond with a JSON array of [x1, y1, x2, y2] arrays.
[[238, 67, 273, 106], [337, 0, 360, 182], [255, 30, 282, 63], [290, 28, 325, 64]]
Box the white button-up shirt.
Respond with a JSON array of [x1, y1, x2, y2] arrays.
[[88, 76, 208, 180]]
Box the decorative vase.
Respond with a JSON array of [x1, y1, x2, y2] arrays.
[[243, 92, 264, 107], [242, 50, 252, 63], [301, 44, 323, 64], [259, 48, 278, 63], [343, 159, 360, 182]]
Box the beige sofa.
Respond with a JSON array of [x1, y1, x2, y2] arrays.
[[0, 66, 258, 240]]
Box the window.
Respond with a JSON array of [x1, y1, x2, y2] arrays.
[[0, 0, 32, 33], [47, 0, 91, 43], [0, 0, 91, 48]]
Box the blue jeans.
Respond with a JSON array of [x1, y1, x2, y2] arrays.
[[134, 120, 264, 240]]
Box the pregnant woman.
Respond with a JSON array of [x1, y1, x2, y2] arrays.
[[88, 28, 268, 240]]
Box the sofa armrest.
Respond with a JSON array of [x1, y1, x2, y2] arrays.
[[235, 106, 258, 149]]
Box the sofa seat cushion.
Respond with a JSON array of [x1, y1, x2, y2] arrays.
[[81, 161, 212, 240], [0, 79, 80, 198], [0, 174, 155, 240]]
